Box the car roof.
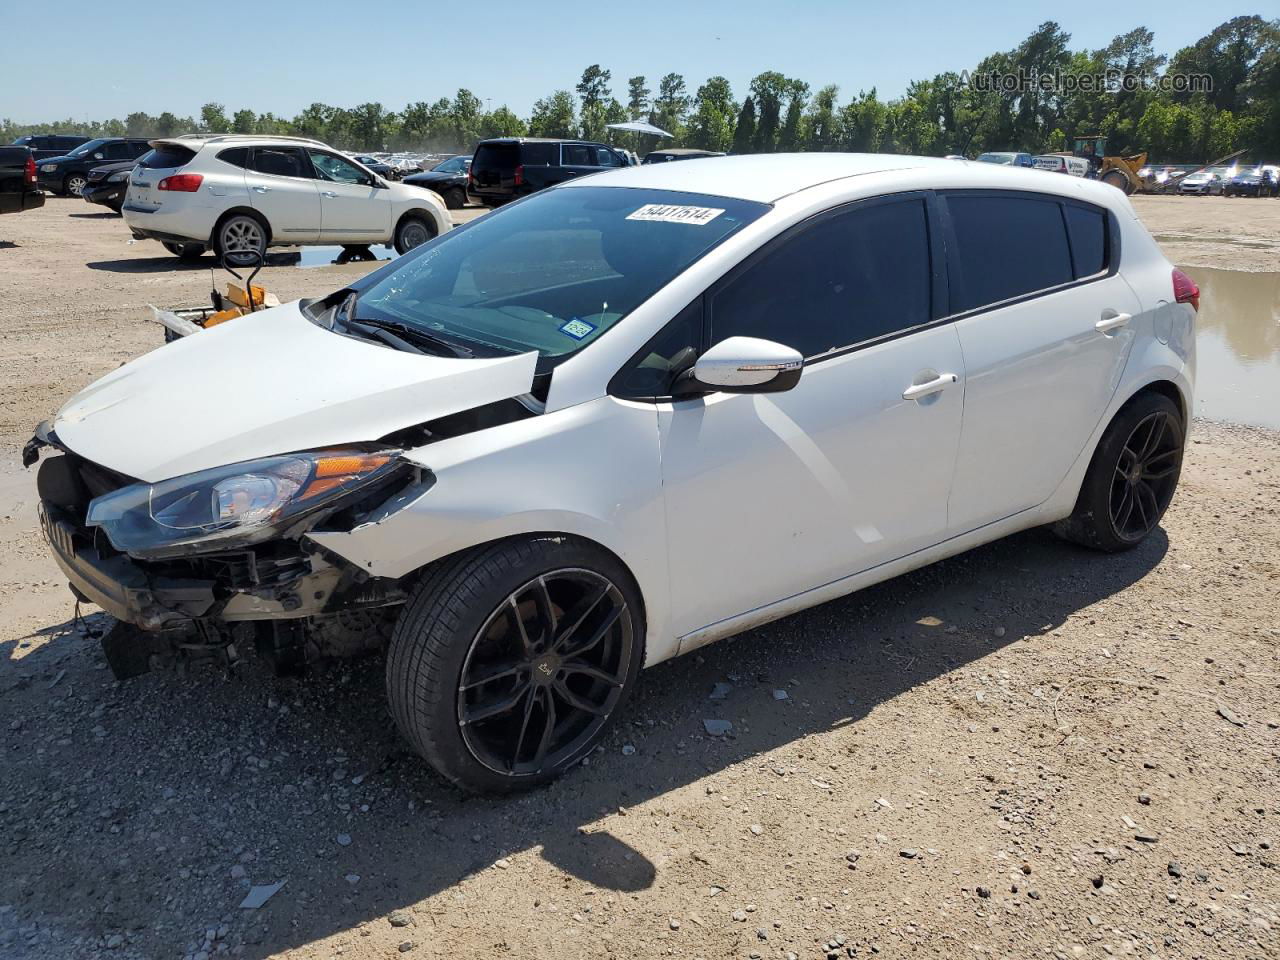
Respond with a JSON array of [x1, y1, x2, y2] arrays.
[[478, 137, 605, 146], [559, 152, 961, 203], [152, 134, 330, 151]]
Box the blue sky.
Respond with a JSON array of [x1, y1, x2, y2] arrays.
[[1, 1, 1255, 123]]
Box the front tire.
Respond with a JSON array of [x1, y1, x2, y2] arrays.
[[1054, 392, 1184, 552], [393, 213, 436, 255], [162, 241, 206, 260], [386, 537, 644, 793], [64, 173, 88, 197], [442, 186, 466, 210]]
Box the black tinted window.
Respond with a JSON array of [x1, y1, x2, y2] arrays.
[[522, 143, 557, 165], [712, 199, 933, 358], [947, 194, 1072, 311], [103, 141, 133, 160], [1064, 204, 1108, 278], [138, 145, 196, 169], [562, 144, 594, 165], [217, 147, 249, 168], [251, 147, 309, 178], [612, 300, 702, 398], [473, 143, 518, 173]]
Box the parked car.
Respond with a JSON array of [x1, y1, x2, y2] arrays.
[[10, 134, 91, 161], [468, 137, 629, 206], [641, 148, 725, 164], [1223, 166, 1280, 198], [349, 154, 397, 180], [0, 145, 45, 216], [81, 154, 151, 213], [1177, 170, 1224, 196], [28, 154, 1196, 792], [1033, 154, 1089, 177], [975, 151, 1036, 168], [37, 138, 152, 196], [402, 155, 472, 209], [121, 134, 451, 263]]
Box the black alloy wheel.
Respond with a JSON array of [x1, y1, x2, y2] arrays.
[[457, 568, 633, 777], [1108, 409, 1181, 543]]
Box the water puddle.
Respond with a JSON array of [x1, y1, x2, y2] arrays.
[[1183, 266, 1280, 428], [1154, 233, 1280, 252], [282, 245, 399, 269]]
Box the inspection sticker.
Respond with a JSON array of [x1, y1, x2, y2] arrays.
[[560, 317, 596, 340], [626, 204, 725, 226]]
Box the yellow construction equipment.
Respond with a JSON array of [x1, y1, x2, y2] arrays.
[[1072, 136, 1147, 194]]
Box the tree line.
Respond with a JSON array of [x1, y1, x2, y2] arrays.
[[4, 16, 1277, 162]]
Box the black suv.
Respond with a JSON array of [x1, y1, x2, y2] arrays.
[[469, 138, 627, 206], [37, 138, 152, 196], [11, 134, 91, 161]]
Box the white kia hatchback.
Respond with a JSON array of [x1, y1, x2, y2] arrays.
[[31, 154, 1197, 792], [121, 134, 450, 263]]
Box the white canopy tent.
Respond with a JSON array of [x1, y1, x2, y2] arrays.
[[606, 120, 674, 139]]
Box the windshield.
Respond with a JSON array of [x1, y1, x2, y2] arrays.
[[69, 139, 109, 157], [434, 156, 469, 173], [351, 186, 767, 364], [976, 153, 1013, 164]]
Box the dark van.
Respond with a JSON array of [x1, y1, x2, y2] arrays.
[[469, 138, 627, 206], [36, 138, 152, 196], [11, 134, 91, 161]]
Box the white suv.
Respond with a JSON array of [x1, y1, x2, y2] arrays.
[[32, 154, 1196, 793], [121, 135, 450, 263]]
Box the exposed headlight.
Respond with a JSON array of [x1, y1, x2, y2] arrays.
[[107, 170, 129, 183], [86, 447, 403, 558], [41, 164, 56, 172]]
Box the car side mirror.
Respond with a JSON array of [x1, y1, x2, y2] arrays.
[[674, 336, 803, 396], [93, 152, 104, 160]]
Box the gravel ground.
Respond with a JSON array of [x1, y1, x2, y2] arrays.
[[1, 195, 1277, 960]]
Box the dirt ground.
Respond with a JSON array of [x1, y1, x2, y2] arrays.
[[1, 195, 1277, 960]]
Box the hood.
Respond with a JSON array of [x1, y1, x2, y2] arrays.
[[51, 301, 539, 483], [404, 171, 458, 185], [89, 159, 137, 174]]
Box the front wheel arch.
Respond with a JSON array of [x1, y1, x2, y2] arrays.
[[393, 208, 441, 253]]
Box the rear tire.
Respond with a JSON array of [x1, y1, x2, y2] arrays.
[[443, 187, 466, 210], [1054, 392, 1184, 552], [213, 212, 269, 267], [393, 213, 436, 255], [386, 537, 644, 793], [1100, 170, 1133, 194]]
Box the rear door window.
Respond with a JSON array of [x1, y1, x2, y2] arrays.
[[945, 193, 1073, 312], [562, 144, 594, 166], [103, 141, 134, 160], [250, 147, 311, 179], [711, 197, 933, 358]]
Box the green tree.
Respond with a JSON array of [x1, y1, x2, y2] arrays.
[[779, 80, 809, 150], [804, 84, 839, 151], [529, 90, 576, 138], [231, 109, 257, 134], [687, 76, 737, 152], [627, 75, 650, 119], [653, 73, 690, 138], [576, 65, 612, 113], [749, 71, 790, 151], [732, 96, 756, 154], [479, 106, 527, 139], [200, 103, 230, 134]]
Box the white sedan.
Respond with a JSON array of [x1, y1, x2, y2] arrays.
[[32, 153, 1196, 792]]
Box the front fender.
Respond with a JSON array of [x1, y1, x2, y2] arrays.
[[306, 396, 678, 665]]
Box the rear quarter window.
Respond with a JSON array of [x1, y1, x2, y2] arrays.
[[216, 147, 249, 168], [1063, 203, 1109, 278], [521, 143, 558, 166], [946, 193, 1073, 312]]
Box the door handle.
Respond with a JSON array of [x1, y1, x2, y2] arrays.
[[902, 373, 958, 401], [1095, 312, 1131, 333], [321, 190, 338, 198], [252, 185, 270, 194]]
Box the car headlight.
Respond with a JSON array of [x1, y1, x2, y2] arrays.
[[107, 170, 129, 183], [86, 447, 403, 558], [41, 164, 56, 172]]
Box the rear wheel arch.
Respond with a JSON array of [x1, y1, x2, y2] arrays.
[[211, 206, 271, 247], [1118, 378, 1187, 428]]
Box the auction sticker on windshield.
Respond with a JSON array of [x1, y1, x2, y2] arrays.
[[626, 204, 725, 225]]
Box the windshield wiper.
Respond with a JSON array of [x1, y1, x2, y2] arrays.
[[345, 320, 426, 355], [347, 316, 473, 358]]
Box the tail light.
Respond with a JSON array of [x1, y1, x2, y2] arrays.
[[24, 153, 36, 187], [157, 173, 204, 192], [468, 170, 476, 188], [513, 164, 524, 187], [1172, 268, 1199, 312]]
